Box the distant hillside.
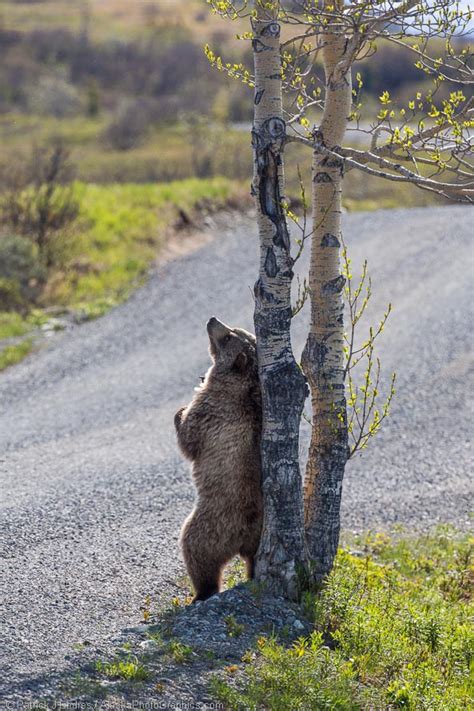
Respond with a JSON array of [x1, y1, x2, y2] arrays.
[[0, 0, 463, 124]]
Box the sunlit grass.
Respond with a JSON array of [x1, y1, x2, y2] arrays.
[[0, 312, 30, 340], [213, 527, 473, 710], [0, 339, 34, 371], [47, 178, 242, 307], [95, 656, 150, 682]]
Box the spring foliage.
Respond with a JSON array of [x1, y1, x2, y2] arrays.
[[213, 527, 473, 710]]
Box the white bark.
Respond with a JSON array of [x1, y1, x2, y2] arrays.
[[302, 13, 351, 581]]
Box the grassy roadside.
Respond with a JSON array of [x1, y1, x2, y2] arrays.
[[0, 177, 247, 371], [47, 527, 472, 710], [0, 120, 443, 375], [213, 528, 473, 710]]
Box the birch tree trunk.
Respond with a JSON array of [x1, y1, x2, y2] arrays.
[[301, 16, 352, 582], [252, 3, 308, 599]]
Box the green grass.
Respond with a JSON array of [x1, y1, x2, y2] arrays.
[[0, 177, 245, 370], [0, 339, 34, 371], [0, 312, 30, 340], [146, 629, 193, 664], [167, 640, 193, 664], [0, 311, 53, 371], [95, 655, 150, 682], [213, 527, 473, 710], [3, 177, 243, 314], [46, 177, 244, 308]]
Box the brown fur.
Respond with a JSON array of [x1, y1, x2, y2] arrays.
[[174, 317, 262, 602]]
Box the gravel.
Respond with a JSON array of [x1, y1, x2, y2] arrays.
[[0, 206, 472, 704]]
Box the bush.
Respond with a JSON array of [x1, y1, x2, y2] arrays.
[[0, 142, 79, 267], [0, 277, 26, 312], [103, 100, 149, 151], [27, 76, 83, 118], [0, 233, 46, 304]]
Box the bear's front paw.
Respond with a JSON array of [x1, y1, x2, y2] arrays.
[[174, 407, 186, 430]]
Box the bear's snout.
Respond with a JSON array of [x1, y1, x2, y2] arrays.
[[207, 317, 230, 339]]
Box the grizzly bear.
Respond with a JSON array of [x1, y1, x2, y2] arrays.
[[174, 316, 263, 602]]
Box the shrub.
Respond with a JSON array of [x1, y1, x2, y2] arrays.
[[0, 277, 26, 312], [0, 233, 46, 303], [27, 76, 83, 118], [103, 100, 149, 151], [0, 142, 79, 267]]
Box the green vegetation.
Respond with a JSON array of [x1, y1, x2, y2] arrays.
[[146, 629, 193, 664], [0, 0, 457, 378], [47, 178, 242, 307], [225, 615, 246, 639], [95, 655, 149, 682], [0, 312, 30, 340], [0, 338, 33, 371], [213, 528, 473, 710], [0, 115, 441, 211], [167, 640, 193, 664], [0, 176, 245, 369], [223, 557, 247, 590], [0, 117, 251, 185]]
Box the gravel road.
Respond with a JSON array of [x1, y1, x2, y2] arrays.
[[1, 206, 472, 702]]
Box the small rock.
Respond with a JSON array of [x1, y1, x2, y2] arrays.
[[41, 319, 69, 335], [139, 639, 156, 650]]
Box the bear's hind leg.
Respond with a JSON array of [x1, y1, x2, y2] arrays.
[[186, 550, 222, 602], [181, 518, 223, 602]]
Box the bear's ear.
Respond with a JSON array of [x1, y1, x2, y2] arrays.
[[232, 351, 248, 373]]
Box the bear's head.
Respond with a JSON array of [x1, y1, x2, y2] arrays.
[[206, 316, 257, 379]]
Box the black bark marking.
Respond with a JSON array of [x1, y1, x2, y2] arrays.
[[312, 128, 324, 146], [321, 149, 344, 176], [321, 233, 340, 247], [255, 89, 264, 105], [253, 118, 290, 252], [255, 306, 292, 336], [254, 278, 278, 304], [264, 247, 278, 278], [265, 117, 285, 139], [304, 436, 348, 583], [313, 171, 333, 184], [252, 39, 271, 53], [302, 334, 328, 370], [254, 278, 263, 300], [322, 155, 344, 171], [251, 129, 260, 150], [322, 275, 346, 296], [261, 22, 281, 38]]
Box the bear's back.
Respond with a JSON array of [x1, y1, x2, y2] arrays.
[[191, 379, 261, 501]]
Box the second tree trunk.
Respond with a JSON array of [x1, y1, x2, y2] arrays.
[[302, 26, 352, 583]]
